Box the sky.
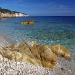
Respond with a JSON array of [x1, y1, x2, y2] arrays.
[[0, 0, 75, 16]]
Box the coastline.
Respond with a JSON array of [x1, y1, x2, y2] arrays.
[[0, 35, 74, 75], [0, 42, 74, 75], [0, 16, 75, 75]]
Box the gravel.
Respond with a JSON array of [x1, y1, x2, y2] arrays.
[[0, 55, 75, 75]]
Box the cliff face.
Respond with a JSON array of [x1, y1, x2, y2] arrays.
[[0, 7, 28, 17]]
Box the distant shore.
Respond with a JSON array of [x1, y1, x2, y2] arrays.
[[0, 13, 29, 18], [0, 7, 29, 18]]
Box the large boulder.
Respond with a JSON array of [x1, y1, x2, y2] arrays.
[[31, 44, 57, 68], [49, 44, 71, 59], [0, 41, 71, 68]]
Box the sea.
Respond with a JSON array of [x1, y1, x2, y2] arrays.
[[0, 16, 75, 48], [0, 16, 75, 74]]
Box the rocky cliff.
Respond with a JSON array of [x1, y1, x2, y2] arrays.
[[0, 7, 29, 17]]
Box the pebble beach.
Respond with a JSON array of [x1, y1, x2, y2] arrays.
[[0, 16, 75, 75], [0, 52, 75, 75]]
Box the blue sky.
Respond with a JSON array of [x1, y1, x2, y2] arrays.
[[0, 0, 75, 16]]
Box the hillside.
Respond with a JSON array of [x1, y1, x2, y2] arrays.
[[0, 7, 29, 17]]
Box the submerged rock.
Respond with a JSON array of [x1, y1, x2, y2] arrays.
[[20, 20, 34, 25], [0, 41, 71, 69]]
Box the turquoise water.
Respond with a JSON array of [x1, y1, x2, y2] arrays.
[[0, 16, 75, 50], [0, 16, 75, 74]]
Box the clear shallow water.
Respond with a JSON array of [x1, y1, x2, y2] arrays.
[[0, 16, 75, 74], [0, 16, 75, 49]]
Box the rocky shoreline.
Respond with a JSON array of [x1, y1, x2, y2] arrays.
[[0, 52, 74, 75], [0, 39, 74, 75], [0, 41, 71, 68]]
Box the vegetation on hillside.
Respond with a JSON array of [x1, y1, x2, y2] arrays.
[[0, 7, 16, 13]]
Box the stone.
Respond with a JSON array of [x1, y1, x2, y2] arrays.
[[31, 44, 57, 68], [20, 20, 34, 25], [0, 41, 71, 69], [49, 44, 71, 59]]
